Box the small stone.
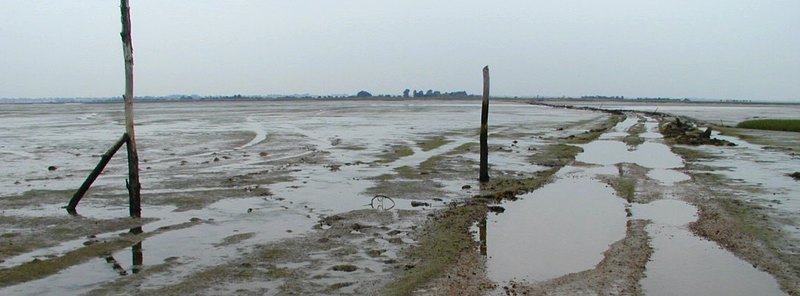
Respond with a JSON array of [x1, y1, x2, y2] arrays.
[[488, 206, 505, 213], [331, 264, 358, 272], [411, 201, 431, 207], [366, 249, 386, 257], [461, 185, 471, 190], [47, 166, 57, 171]]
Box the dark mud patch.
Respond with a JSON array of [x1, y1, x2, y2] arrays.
[[505, 220, 652, 295]]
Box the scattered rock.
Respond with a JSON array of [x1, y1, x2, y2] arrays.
[[789, 172, 800, 180], [461, 185, 472, 190], [259, 151, 269, 157], [387, 237, 404, 244], [487, 206, 505, 213], [47, 166, 57, 171], [320, 215, 345, 226], [386, 230, 403, 236], [351, 223, 372, 231], [331, 264, 358, 272], [701, 127, 712, 139], [328, 282, 355, 290], [661, 118, 735, 146], [366, 249, 386, 257], [411, 201, 431, 207], [213, 157, 220, 162]]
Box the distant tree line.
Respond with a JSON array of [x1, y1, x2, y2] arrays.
[[405, 89, 469, 98], [354, 89, 470, 98], [580, 95, 625, 100]]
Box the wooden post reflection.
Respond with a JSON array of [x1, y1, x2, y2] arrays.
[[479, 217, 487, 256]]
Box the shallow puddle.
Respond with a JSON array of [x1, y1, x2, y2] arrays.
[[641, 223, 786, 296], [634, 199, 784, 296], [577, 140, 683, 169]]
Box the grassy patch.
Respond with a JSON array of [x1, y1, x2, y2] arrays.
[[478, 168, 559, 201], [419, 155, 445, 172], [566, 114, 626, 144], [717, 199, 779, 244], [623, 135, 645, 146], [736, 119, 800, 132], [528, 144, 584, 167], [612, 178, 636, 202], [375, 145, 414, 164], [623, 122, 646, 146], [416, 136, 452, 152], [670, 146, 717, 162], [448, 142, 478, 155], [382, 202, 487, 296]]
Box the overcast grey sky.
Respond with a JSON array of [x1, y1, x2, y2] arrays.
[[1, 1, 798, 101]]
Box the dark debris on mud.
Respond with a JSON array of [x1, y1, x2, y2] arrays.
[[661, 117, 735, 146]]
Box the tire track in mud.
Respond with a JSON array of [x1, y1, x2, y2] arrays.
[[484, 114, 786, 295]]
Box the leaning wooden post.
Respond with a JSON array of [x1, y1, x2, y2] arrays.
[[120, 0, 142, 218], [479, 66, 490, 182], [66, 133, 129, 214]]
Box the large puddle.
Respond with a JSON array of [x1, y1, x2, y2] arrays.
[[485, 166, 626, 282]]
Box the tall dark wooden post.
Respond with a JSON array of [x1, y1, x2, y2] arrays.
[[479, 66, 490, 182], [120, 0, 141, 218]]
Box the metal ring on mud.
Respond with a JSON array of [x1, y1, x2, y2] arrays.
[[371, 194, 395, 210]]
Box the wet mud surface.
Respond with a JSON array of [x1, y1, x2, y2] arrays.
[[1, 100, 798, 295]]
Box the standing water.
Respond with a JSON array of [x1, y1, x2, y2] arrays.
[[485, 114, 786, 295]]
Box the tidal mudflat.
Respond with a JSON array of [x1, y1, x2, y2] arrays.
[[0, 100, 797, 295]]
